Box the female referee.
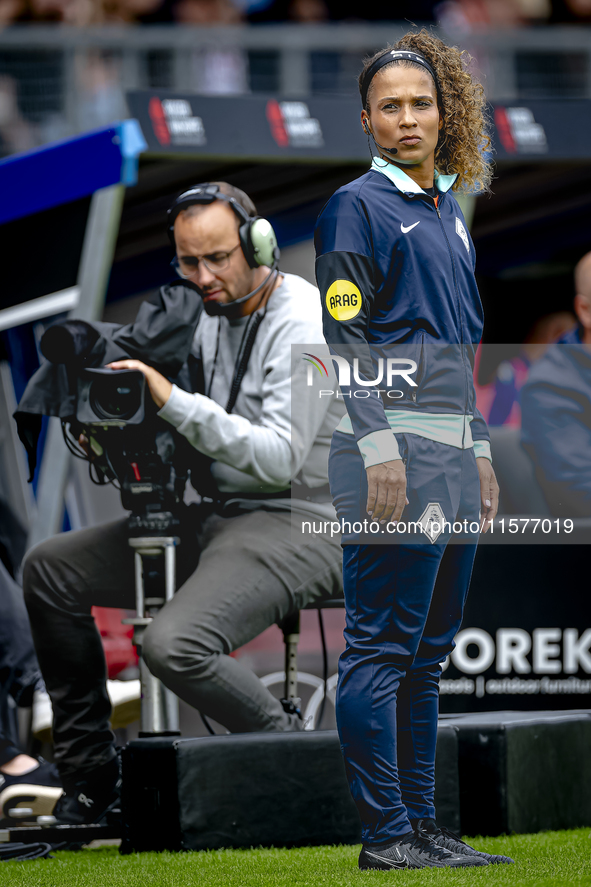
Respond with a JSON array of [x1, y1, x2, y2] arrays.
[[314, 30, 512, 870]]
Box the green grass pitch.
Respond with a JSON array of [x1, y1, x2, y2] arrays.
[[2, 829, 591, 886]]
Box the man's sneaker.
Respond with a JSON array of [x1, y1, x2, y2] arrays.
[[413, 818, 514, 865], [0, 759, 62, 821], [52, 756, 121, 825], [358, 830, 489, 870]]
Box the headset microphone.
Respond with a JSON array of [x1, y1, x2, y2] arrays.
[[199, 265, 278, 317], [363, 121, 398, 155], [375, 140, 398, 156]]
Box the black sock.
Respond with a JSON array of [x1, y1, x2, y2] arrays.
[[410, 817, 438, 834]]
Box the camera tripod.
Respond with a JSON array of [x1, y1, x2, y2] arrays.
[[122, 533, 181, 736]]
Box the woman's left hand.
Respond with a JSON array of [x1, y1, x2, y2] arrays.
[[106, 360, 172, 410], [476, 457, 499, 534]]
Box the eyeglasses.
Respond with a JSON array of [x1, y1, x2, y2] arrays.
[[170, 243, 241, 279]]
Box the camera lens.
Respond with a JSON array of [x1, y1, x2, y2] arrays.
[[89, 374, 142, 421]]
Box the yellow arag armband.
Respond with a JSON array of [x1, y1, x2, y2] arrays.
[[326, 279, 362, 321]]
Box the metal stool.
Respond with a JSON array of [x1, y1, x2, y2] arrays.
[[261, 598, 345, 730]]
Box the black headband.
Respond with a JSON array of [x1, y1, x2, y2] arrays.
[[360, 49, 439, 110]]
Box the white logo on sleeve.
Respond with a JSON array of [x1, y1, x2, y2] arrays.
[[418, 502, 447, 543], [401, 221, 420, 234], [455, 217, 470, 253]]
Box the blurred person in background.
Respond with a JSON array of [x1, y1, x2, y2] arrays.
[[3, 0, 173, 23], [0, 0, 24, 25], [75, 51, 128, 130], [172, 0, 249, 94], [550, 0, 591, 22], [521, 253, 591, 517], [0, 498, 62, 821], [248, 0, 438, 22], [475, 311, 575, 427], [8, 0, 97, 24], [436, 0, 549, 29], [287, 0, 328, 22], [99, 0, 170, 23], [0, 77, 35, 156], [173, 0, 241, 22]]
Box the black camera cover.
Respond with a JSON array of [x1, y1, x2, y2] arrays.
[[13, 281, 203, 479]]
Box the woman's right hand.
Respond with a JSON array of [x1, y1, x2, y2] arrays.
[[366, 459, 407, 525]]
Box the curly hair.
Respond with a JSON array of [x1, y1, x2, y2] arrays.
[[358, 29, 493, 194]]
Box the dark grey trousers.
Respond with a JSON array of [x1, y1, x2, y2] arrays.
[[23, 508, 342, 777]]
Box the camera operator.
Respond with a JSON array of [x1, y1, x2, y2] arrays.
[[22, 182, 344, 825]]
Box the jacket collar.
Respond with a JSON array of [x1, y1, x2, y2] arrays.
[[371, 156, 457, 195]]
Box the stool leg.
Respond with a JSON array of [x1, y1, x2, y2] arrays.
[[281, 610, 301, 706]]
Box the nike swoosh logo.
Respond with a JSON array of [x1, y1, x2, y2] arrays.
[[365, 850, 408, 869], [401, 221, 420, 234]]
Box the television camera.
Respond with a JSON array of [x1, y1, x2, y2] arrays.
[[40, 319, 194, 737], [41, 321, 191, 538]]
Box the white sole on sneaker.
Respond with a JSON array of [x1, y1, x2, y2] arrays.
[[0, 784, 63, 820]]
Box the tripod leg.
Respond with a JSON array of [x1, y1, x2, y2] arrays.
[[127, 537, 181, 736], [138, 639, 167, 735], [164, 542, 176, 603], [134, 550, 144, 617]]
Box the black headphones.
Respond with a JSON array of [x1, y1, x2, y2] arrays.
[[167, 183, 280, 270]]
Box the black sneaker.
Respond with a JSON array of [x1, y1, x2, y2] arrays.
[[52, 756, 121, 825], [0, 758, 62, 821], [413, 818, 514, 865], [358, 830, 488, 870]]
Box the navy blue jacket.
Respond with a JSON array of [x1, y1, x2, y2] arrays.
[[314, 159, 490, 468], [521, 326, 591, 517]]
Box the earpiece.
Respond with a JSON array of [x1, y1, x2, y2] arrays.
[[167, 184, 280, 270], [363, 119, 398, 155]]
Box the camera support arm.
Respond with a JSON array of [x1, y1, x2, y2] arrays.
[[123, 535, 180, 736]]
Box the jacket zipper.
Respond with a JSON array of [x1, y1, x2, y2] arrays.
[[432, 197, 470, 447]]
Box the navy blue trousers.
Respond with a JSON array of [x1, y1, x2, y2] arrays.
[[328, 431, 480, 845]]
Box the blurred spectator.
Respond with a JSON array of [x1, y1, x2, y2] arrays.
[[10, 0, 97, 24], [289, 0, 328, 22], [172, 0, 249, 94], [0, 497, 62, 817], [476, 311, 575, 427], [100, 0, 169, 23], [2, 0, 174, 23], [0, 76, 35, 157], [0, 0, 25, 25], [521, 253, 591, 517], [248, 0, 438, 22], [436, 0, 549, 30], [173, 0, 241, 21], [550, 0, 591, 22], [75, 51, 127, 129]]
